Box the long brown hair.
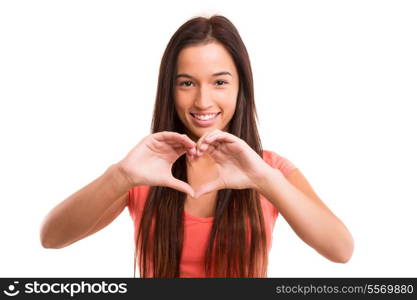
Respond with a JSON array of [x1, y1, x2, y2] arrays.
[[133, 15, 268, 277]]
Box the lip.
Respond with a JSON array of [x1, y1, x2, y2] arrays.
[[189, 112, 221, 128]]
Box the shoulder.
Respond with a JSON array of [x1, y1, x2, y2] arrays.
[[262, 149, 298, 177]]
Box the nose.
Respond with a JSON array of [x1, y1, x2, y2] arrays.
[[193, 85, 213, 110]]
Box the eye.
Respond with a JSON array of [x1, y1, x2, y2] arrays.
[[215, 80, 228, 86], [179, 80, 194, 87]]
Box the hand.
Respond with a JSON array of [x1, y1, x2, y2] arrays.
[[193, 129, 273, 198], [118, 131, 197, 197]]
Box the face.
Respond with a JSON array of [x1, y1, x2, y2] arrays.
[[174, 42, 239, 141]]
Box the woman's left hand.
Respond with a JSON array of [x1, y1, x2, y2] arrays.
[[192, 129, 274, 198]]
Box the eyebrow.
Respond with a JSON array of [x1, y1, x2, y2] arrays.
[[175, 71, 232, 79]]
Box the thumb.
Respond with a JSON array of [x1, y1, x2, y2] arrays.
[[165, 177, 195, 198], [194, 178, 224, 199]]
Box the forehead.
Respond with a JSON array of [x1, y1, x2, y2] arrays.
[[176, 42, 237, 76]]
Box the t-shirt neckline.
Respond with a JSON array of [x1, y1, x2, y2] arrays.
[[184, 209, 214, 223]]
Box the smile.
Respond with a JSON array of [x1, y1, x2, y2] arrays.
[[190, 112, 220, 120], [189, 112, 221, 127]]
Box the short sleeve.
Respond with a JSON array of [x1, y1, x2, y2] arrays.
[[261, 150, 298, 219], [128, 185, 151, 226], [263, 150, 298, 177]]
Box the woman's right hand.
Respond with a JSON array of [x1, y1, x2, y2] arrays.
[[117, 131, 197, 197]]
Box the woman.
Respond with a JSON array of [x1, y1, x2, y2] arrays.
[[40, 15, 354, 278]]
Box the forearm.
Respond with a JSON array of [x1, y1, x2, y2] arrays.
[[40, 163, 133, 248], [255, 168, 353, 263]]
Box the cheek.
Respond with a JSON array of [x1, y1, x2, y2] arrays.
[[174, 94, 187, 113], [174, 95, 194, 127], [175, 90, 194, 109], [174, 100, 186, 122], [221, 90, 238, 114], [224, 105, 236, 122]]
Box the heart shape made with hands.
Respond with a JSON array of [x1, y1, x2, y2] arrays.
[[170, 129, 260, 199]]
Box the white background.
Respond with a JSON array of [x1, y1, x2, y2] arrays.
[[1, 0, 416, 277]]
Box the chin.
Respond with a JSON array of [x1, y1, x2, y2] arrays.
[[186, 127, 213, 140]]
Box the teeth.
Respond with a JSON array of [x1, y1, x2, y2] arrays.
[[192, 113, 218, 120]]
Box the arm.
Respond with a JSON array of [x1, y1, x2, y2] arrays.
[[190, 129, 354, 263], [39, 132, 197, 249], [39, 163, 132, 249], [255, 168, 354, 263]]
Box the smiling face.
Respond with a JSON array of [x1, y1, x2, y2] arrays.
[[174, 41, 239, 141]]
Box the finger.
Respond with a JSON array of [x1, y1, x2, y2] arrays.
[[198, 133, 223, 154], [198, 142, 209, 152], [201, 135, 236, 154], [156, 132, 197, 159], [164, 139, 197, 157], [195, 131, 213, 156], [186, 148, 197, 160], [196, 129, 222, 156], [198, 132, 234, 155], [194, 178, 224, 199], [155, 132, 196, 149], [198, 141, 219, 156], [205, 132, 235, 144], [196, 129, 222, 150], [170, 142, 196, 157], [181, 144, 196, 159], [206, 143, 218, 155], [165, 177, 195, 198], [187, 146, 197, 156], [165, 139, 196, 150]]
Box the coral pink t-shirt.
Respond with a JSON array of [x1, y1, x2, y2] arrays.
[[127, 150, 297, 277]]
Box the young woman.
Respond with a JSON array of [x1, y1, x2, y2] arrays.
[[40, 15, 354, 278]]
